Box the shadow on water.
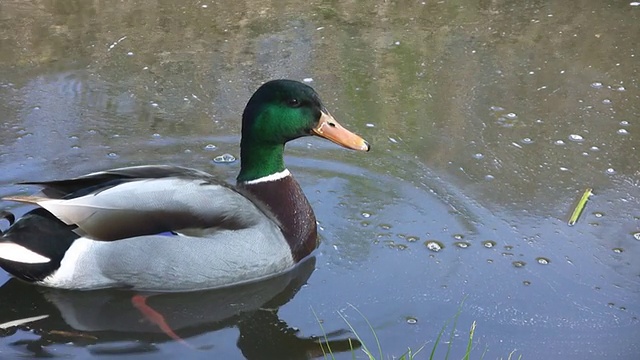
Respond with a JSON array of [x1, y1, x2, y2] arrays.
[[0, 257, 358, 358]]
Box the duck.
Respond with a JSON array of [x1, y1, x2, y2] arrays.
[[0, 79, 369, 291]]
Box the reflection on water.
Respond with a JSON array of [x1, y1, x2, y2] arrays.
[[0, 0, 639, 359], [0, 258, 357, 358]]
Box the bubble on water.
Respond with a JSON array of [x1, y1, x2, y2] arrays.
[[606, 168, 616, 175], [212, 153, 236, 163], [504, 245, 514, 250], [490, 106, 505, 112], [593, 212, 604, 218], [615, 85, 626, 91], [487, 259, 494, 263], [512, 260, 526, 268], [590, 146, 600, 151], [617, 129, 629, 135], [506, 112, 518, 119], [204, 144, 217, 151], [521, 137, 534, 144], [424, 240, 444, 252], [554, 140, 565, 145], [150, 102, 159, 108], [612, 248, 624, 253], [523, 280, 531, 286], [590, 82, 603, 89], [559, 167, 569, 171], [406, 236, 419, 242], [71, 145, 80, 150], [619, 120, 629, 126], [633, 232, 640, 241], [453, 234, 464, 240], [389, 137, 398, 143], [184, 149, 192, 153], [379, 224, 392, 230], [365, 123, 375, 128], [631, 2, 640, 7], [360, 221, 370, 227], [361, 212, 371, 218], [107, 152, 119, 159], [602, 99, 612, 105], [406, 317, 418, 324], [127, 51, 134, 56], [482, 240, 496, 248], [472, 153, 484, 159], [454, 241, 471, 249], [536, 257, 550, 265], [568, 134, 584, 142], [484, 174, 495, 181], [152, 133, 161, 138], [303, 78, 313, 83]]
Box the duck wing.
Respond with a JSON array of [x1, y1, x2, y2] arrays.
[[4, 166, 267, 241]]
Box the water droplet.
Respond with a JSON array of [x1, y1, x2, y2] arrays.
[[523, 280, 531, 286], [213, 153, 236, 163], [472, 153, 484, 159], [632, 232, 640, 241], [590, 82, 603, 89], [568, 134, 584, 142], [536, 257, 550, 265], [482, 240, 496, 248], [361, 212, 371, 218], [424, 240, 444, 252], [512, 260, 526, 268], [453, 234, 464, 240], [406, 317, 418, 324], [617, 129, 629, 135], [204, 144, 217, 151], [554, 140, 565, 145], [454, 241, 471, 248], [612, 248, 624, 253]]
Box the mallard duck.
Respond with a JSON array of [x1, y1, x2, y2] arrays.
[[0, 79, 369, 291]]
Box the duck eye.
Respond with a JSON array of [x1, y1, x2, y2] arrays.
[[287, 98, 301, 107]]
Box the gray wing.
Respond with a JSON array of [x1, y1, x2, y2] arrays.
[[5, 167, 268, 241]]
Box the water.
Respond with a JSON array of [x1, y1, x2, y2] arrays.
[[1, 1, 639, 359]]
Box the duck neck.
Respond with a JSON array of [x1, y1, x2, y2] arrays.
[[237, 141, 285, 183], [236, 170, 318, 262]]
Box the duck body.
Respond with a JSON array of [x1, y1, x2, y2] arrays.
[[0, 80, 369, 291]]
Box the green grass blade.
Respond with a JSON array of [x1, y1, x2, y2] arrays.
[[462, 321, 476, 360], [568, 188, 592, 226], [311, 306, 335, 360], [347, 303, 383, 360]]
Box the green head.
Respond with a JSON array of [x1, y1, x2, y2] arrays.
[[237, 79, 369, 183]]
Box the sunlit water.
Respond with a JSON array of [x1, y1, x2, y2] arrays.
[[1, 1, 639, 359]]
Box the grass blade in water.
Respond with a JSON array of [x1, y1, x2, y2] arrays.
[[568, 188, 592, 226]]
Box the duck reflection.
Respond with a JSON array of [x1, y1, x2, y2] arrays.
[[0, 257, 358, 358]]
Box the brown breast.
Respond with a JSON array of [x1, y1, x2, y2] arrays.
[[237, 175, 317, 262]]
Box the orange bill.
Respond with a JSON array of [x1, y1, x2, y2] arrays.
[[312, 112, 370, 151]]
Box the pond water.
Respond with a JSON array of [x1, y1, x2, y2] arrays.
[[1, 1, 639, 359]]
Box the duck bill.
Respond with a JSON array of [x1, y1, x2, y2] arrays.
[[312, 112, 370, 151]]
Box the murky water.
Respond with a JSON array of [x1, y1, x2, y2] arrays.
[[1, 1, 639, 359]]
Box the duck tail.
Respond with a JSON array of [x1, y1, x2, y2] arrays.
[[0, 210, 16, 235]]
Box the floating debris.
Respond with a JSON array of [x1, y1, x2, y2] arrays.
[[0, 314, 49, 329], [212, 153, 236, 163], [424, 240, 444, 252], [568, 188, 592, 226]]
